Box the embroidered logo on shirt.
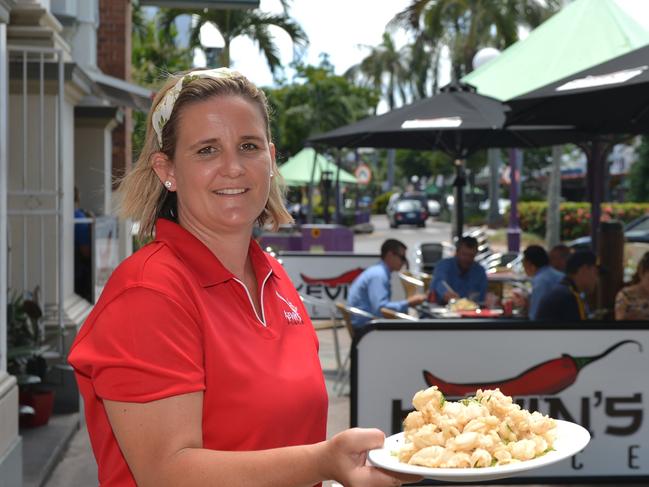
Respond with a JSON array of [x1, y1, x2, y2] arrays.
[[275, 291, 303, 324]]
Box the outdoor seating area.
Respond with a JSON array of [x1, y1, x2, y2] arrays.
[[1, 0, 649, 486]]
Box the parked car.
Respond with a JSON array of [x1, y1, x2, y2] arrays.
[[387, 199, 428, 228], [569, 214, 649, 250], [426, 199, 441, 217]]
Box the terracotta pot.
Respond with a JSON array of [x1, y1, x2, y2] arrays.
[[19, 389, 55, 428]]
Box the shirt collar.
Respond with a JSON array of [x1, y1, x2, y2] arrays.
[[154, 219, 277, 287]]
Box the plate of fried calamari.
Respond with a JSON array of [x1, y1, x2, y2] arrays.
[[368, 387, 590, 482]]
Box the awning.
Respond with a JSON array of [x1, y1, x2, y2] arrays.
[[85, 69, 153, 112]]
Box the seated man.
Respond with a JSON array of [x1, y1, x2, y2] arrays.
[[347, 239, 427, 327], [522, 245, 565, 320], [549, 244, 572, 273], [429, 236, 487, 305], [536, 250, 599, 321]]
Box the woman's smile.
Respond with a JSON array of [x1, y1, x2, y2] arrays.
[[213, 187, 249, 196]]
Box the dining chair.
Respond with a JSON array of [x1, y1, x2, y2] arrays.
[[398, 271, 425, 298], [380, 307, 419, 321], [333, 303, 375, 396]]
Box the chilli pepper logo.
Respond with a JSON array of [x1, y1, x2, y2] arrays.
[[300, 268, 364, 287], [423, 340, 642, 397]]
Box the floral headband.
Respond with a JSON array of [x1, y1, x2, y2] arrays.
[[151, 67, 240, 146]]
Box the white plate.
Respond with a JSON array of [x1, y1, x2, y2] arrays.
[[368, 420, 590, 482]]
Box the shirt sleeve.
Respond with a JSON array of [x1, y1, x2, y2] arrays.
[[367, 272, 408, 315], [77, 287, 205, 403], [431, 260, 450, 303]]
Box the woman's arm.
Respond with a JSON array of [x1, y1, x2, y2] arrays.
[[104, 392, 418, 487], [614, 289, 628, 320]]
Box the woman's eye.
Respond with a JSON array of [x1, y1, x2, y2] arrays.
[[198, 146, 217, 155], [241, 142, 258, 151]]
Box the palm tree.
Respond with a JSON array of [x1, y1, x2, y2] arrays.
[[391, 0, 561, 80], [345, 32, 410, 112], [159, 2, 307, 80]]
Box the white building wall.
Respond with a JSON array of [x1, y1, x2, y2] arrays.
[[1, 3, 23, 486]]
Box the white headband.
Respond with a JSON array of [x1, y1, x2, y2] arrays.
[[152, 67, 241, 146]]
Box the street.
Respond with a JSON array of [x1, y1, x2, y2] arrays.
[[356, 214, 453, 267]]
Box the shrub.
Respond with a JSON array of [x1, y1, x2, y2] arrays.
[[511, 202, 649, 241], [372, 191, 394, 214]]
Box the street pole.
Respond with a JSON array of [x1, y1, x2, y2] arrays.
[[487, 148, 501, 227], [507, 149, 521, 252], [546, 145, 562, 248]]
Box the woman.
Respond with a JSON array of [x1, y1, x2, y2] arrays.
[[68, 68, 417, 486], [615, 251, 649, 321]]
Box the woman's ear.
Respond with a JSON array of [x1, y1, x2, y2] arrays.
[[151, 152, 175, 190]]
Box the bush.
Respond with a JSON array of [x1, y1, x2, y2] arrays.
[[372, 191, 394, 214], [511, 202, 649, 241]]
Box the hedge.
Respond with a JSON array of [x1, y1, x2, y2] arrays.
[[513, 202, 649, 241], [372, 191, 394, 214]]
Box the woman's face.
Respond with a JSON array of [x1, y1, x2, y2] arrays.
[[155, 95, 274, 235], [640, 267, 649, 290]]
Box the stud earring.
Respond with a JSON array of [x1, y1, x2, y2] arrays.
[[270, 172, 274, 177], [164, 180, 172, 189]]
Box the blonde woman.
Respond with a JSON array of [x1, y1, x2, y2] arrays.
[[68, 69, 418, 487], [615, 251, 649, 320]]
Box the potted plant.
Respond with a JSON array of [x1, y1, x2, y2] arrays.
[[7, 288, 56, 428]]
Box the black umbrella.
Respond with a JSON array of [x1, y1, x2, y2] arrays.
[[507, 44, 649, 249], [310, 82, 582, 156], [507, 44, 649, 133], [309, 82, 585, 238]]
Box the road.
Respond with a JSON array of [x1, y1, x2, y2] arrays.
[[355, 214, 453, 268]]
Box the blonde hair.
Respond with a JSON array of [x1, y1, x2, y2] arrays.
[[118, 69, 292, 241]]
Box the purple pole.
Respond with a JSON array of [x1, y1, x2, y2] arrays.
[[507, 149, 521, 252]]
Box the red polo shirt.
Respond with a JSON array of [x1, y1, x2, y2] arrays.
[[69, 219, 328, 486]]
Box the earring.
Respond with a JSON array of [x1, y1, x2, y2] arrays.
[[270, 171, 274, 177], [164, 180, 172, 189]]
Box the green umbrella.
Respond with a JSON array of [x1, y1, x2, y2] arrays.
[[278, 148, 357, 186], [463, 0, 649, 101]]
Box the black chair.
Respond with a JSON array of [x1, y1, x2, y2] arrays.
[[417, 242, 444, 274]]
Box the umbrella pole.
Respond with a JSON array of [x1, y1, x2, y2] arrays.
[[335, 151, 342, 225], [586, 140, 612, 251], [306, 149, 318, 224], [453, 159, 466, 239]]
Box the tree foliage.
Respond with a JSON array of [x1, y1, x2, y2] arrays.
[[158, 2, 307, 79], [131, 6, 193, 154], [391, 0, 561, 82], [265, 58, 379, 158]]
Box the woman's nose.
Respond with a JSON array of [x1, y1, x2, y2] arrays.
[[218, 150, 245, 177]]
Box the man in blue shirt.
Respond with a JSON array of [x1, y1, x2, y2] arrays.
[[429, 236, 487, 304], [347, 239, 427, 327], [522, 245, 564, 320]]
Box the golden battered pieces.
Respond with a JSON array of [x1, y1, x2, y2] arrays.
[[399, 387, 556, 468]]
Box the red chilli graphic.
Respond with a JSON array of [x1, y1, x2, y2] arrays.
[[300, 268, 364, 286], [423, 340, 642, 397]]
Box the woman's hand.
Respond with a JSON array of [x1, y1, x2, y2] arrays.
[[322, 428, 422, 486]]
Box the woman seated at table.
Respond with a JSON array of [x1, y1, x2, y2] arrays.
[[615, 251, 649, 321]]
